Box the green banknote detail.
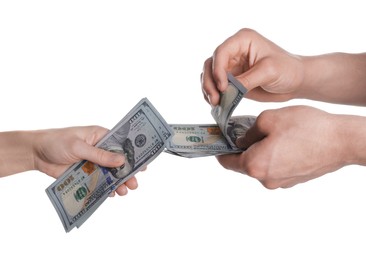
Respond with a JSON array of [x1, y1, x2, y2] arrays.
[[165, 73, 256, 158], [46, 98, 173, 232]]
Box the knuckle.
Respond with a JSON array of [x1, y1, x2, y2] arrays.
[[203, 57, 213, 70], [85, 125, 108, 145], [246, 161, 280, 190], [238, 28, 257, 36], [236, 28, 261, 43], [96, 149, 108, 164], [244, 159, 267, 180], [97, 148, 105, 159], [212, 44, 227, 65], [212, 44, 222, 57], [256, 110, 275, 130], [261, 180, 280, 190]]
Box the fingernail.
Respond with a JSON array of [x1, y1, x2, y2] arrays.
[[207, 94, 212, 104]]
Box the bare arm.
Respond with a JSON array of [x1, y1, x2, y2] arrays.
[[202, 28, 366, 106], [0, 126, 138, 196], [298, 52, 366, 105], [0, 131, 35, 177], [217, 106, 366, 189]]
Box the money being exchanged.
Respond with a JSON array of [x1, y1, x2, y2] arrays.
[[45, 73, 255, 232], [46, 98, 173, 232], [165, 73, 257, 158]]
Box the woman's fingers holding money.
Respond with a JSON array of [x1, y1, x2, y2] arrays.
[[115, 184, 128, 196], [111, 176, 138, 196], [125, 176, 138, 190]]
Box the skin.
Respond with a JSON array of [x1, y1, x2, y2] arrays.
[[218, 106, 366, 189], [0, 126, 139, 196], [201, 28, 366, 189]]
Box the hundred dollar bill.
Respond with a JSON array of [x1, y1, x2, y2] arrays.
[[165, 73, 256, 158], [211, 73, 248, 149], [166, 116, 256, 158], [165, 124, 232, 158], [46, 98, 173, 232]]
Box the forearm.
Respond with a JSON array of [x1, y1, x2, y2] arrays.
[[297, 52, 366, 105], [0, 131, 36, 177], [337, 114, 366, 166]]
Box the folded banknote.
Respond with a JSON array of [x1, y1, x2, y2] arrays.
[[165, 73, 256, 158]]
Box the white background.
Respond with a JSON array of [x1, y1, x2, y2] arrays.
[[1, 1, 366, 259]]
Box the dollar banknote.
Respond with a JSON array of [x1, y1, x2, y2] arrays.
[[164, 124, 232, 158], [46, 98, 173, 232], [165, 73, 256, 158], [211, 73, 250, 149]]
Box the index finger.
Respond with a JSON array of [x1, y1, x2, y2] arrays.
[[212, 30, 250, 91], [202, 57, 221, 106], [211, 45, 230, 92]]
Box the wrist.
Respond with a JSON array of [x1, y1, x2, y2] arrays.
[[335, 114, 366, 166], [295, 55, 330, 100], [0, 131, 37, 177], [15, 131, 38, 172]]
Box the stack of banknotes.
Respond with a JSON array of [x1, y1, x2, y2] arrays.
[[46, 73, 256, 232], [165, 73, 256, 158], [46, 98, 174, 232]]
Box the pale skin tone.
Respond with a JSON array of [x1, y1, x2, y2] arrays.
[[202, 28, 366, 189], [0, 125, 139, 196]]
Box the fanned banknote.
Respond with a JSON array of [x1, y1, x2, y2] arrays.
[[165, 124, 232, 158], [165, 73, 256, 158], [46, 98, 173, 232]]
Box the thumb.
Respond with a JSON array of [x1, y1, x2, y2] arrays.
[[77, 142, 125, 168], [216, 153, 248, 175], [236, 59, 272, 92]]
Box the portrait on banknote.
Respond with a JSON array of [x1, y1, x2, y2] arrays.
[[101, 122, 135, 179]]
